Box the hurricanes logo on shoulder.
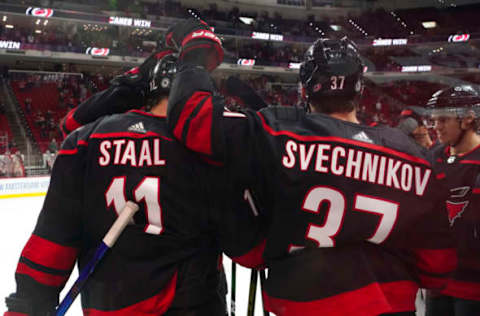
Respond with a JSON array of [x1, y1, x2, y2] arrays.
[[128, 122, 146, 134]]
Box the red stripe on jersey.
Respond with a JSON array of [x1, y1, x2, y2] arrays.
[[173, 91, 211, 142], [257, 112, 431, 166], [458, 143, 480, 157], [231, 239, 266, 269], [58, 148, 78, 156], [16, 263, 67, 287], [90, 132, 171, 141], [414, 248, 457, 274], [381, 281, 418, 312], [4, 312, 28, 316], [200, 156, 224, 166], [21, 235, 78, 270], [436, 173, 446, 180], [419, 274, 449, 290], [263, 281, 392, 316], [64, 108, 82, 134], [155, 49, 174, 60], [186, 95, 213, 155], [82, 271, 177, 315], [58, 140, 87, 156], [460, 160, 480, 165], [441, 279, 480, 301], [473, 188, 480, 194]]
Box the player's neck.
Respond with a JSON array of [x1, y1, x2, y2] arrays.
[[451, 130, 480, 156], [150, 98, 168, 116], [329, 110, 360, 124]]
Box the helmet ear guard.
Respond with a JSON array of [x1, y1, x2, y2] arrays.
[[145, 53, 178, 105]]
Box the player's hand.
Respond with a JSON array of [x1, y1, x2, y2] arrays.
[[165, 19, 223, 71], [110, 48, 176, 98]]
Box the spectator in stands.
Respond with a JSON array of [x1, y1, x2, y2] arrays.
[[48, 138, 58, 153], [24, 97, 32, 114], [12, 151, 25, 177]]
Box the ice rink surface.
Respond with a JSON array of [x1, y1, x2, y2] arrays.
[[0, 196, 265, 316]]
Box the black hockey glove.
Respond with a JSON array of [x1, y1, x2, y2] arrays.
[[5, 293, 55, 316], [110, 48, 176, 102], [165, 19, 223, 71]]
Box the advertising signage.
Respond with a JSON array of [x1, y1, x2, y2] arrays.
[[372, 38, 408, 46], [85, 47, 110, 56], [0, 41, 21, 49], [25, 7, 54, 18], [108, 16, 151, 28], [448, 34, 470, 43], [251, 32, 284, 42]]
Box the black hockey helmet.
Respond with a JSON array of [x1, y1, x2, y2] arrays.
[[426, 84, 480, 118], [299, 37, 364, 103], [145, 49, 177, 102]]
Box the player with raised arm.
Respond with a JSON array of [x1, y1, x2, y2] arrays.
[[425, 85, 480, 316], [60, 48, 175, 137], [4, 50, 263, 316], [165, 19, 457, 315]]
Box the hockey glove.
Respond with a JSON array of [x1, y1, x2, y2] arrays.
[[165, 19, 223, 71], [110, 48, 176, 103], [5, 293, 55, 316]]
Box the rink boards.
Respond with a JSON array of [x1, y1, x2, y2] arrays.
[[0, 176, 50, 199]]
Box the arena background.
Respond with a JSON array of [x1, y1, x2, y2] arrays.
[[0, 0, 478, 314]]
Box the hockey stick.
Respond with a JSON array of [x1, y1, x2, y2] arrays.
[[259, 270, 270, 316], [247, 269, 258, 316], [56, 201, 140, 316], [230, 261, 236, 316]]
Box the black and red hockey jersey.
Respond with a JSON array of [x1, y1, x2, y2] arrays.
[[167, 64, 457, 315], [11, 110, 261, 315], [430, 143, 480, 301]]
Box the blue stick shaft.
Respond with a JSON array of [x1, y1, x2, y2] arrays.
[[55, 201, 139, 316], [56, 243, 109, 316]]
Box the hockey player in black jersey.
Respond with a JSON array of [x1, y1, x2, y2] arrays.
[[4, 49, 263, 316], [425, 85, 480, 316], [165, 19, 456, 316]]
